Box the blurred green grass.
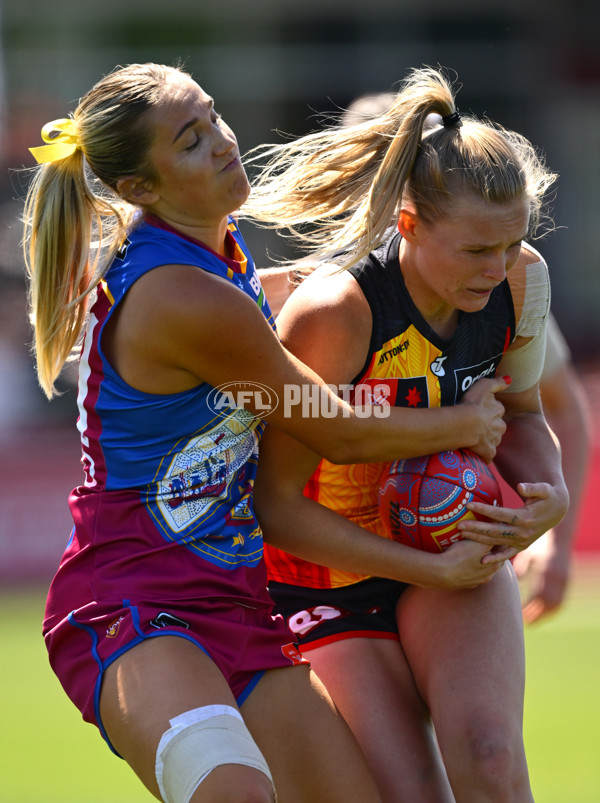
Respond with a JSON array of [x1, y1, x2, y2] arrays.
[[1, 561, 599, 802], [522, 560, 600, 802], [0, 586, 148, 803]]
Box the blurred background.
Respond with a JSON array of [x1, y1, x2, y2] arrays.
[[0, 1, 599, 800]]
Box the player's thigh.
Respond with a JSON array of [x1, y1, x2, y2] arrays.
[[305, 637, 453, 803], [99, 635, 240, 798], [241, 663, 382, 803], [397, 563, 526, 734], [306, 638, 433, 752]]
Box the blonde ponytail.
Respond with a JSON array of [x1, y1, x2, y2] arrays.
[[240, 68, 457, 267], [23, 62, 186, 398], [241, 66, 556, 269], [23, 152, 132, 397]]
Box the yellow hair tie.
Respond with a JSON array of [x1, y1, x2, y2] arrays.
[[29, 118, 79, 164]]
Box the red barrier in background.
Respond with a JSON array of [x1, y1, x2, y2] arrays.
[[0, 426, 81, 584], [574, 442, 600, 552]]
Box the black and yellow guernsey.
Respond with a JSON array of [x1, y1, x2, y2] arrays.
[[265, 229, 519, 589]]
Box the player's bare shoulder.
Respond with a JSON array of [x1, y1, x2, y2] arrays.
[[279, 262, 370, 333], [277, 262, 373, 382]]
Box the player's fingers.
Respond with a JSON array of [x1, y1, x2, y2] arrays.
[[463, 504, 538, 546], [480, 544, 518, 564], [458, 514, 521, 539], [515, 481, 552, 501], [490, 374, 512, 394], [458, 530, 502, 547], [465, 500, 520, 522]]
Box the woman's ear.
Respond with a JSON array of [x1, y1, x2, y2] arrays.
[[116, 175, 159, 205], [397, 207, 418, 241]]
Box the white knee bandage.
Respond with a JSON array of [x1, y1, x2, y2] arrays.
[[155, 704, 274, 803]]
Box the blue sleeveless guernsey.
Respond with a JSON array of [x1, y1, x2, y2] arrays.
[[75, 215, 271, 570], [43, 216, 306, 739]]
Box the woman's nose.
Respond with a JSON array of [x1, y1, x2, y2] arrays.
[[213, 126, 236, 156], [483, 253, 508, 282]]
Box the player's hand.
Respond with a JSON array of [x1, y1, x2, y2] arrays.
[[427, 538, 508, 590], [456, 481, 569, 560], [512, 531, 571, 623], [459, 376, 509, 463]]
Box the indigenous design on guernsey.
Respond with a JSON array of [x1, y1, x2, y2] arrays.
[[265, 230, 516, 589], [75, 215, 273, 571]]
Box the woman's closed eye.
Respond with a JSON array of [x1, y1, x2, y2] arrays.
[[184, 133, 200, 152], [183, 114, 221, 151]]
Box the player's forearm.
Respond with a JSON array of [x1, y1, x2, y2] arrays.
[[257, 489, 440, 585], [495, 411, 568, 499], [318, 403, 492, 465]]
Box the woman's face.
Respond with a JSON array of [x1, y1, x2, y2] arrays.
[[144, 73, 251, 229], [399, 193, 530, 322]]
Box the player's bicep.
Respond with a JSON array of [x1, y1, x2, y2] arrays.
[[497, 382, 543, 419], [159, 268, 285, 383]]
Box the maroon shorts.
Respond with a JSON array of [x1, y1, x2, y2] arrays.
[[44, 596, 306, 753], [268, 576, 408, 652]]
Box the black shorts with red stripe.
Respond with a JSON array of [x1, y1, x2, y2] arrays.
[[269, 577, 409, 652]]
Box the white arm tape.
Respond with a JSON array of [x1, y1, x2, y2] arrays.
[[496, 325, 547, 393], [156, 705, 274, 803], [515, 258, 550, 338], [496, 254, 551, 393]]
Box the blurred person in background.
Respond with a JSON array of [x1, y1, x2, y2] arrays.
[[242, 67, 568, 801], [513, 312, 592, 622]]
